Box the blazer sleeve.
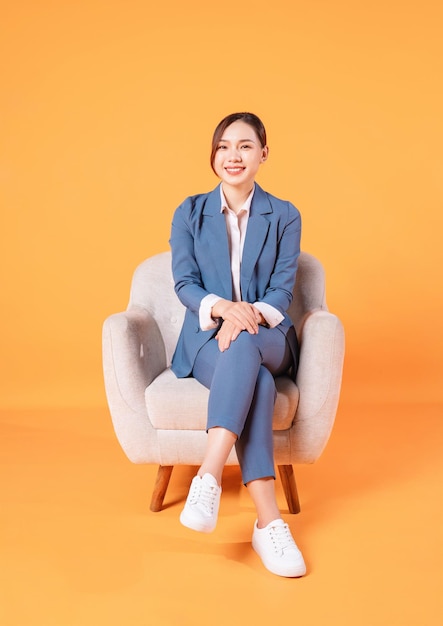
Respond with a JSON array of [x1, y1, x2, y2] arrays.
[[169, 196, 212, 316]]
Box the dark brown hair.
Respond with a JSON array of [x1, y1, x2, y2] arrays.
[[210, 112, 267, 174]]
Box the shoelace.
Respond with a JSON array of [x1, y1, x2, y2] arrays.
[[189, 480, 218, 514], [268, 523, 297, 555]]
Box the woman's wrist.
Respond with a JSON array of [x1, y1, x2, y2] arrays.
[[257, 312, 267, 326], [211, 299, 230, 319]]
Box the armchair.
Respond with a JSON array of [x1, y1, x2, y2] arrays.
[[102, 251, 344, 513]]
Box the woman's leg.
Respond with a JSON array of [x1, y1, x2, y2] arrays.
[[189, 328, 306, 576], [198, 427, 237, 485], [234, 363, 277, 484], [247, 477, 281, 527], [191, 332, 260, 487], [193, 327, 292, 485], [233, 361, 283, 528]]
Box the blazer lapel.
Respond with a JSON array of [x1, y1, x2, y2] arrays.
[[202, 186, 233, 299], [240, 184, 272, 297]]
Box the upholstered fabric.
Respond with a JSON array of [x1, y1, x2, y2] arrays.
[[102, 251, 344, 467], [145, 369, 299, 431]]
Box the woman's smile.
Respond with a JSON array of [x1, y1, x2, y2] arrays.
[[225, 166, 246, 175]]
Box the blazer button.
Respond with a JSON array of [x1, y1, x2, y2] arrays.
[[195, 326, 200, 333]]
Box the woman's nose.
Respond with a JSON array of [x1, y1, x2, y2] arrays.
[[227, 149, 241, 161]]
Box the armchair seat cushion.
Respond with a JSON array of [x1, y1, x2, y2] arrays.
[[145, 368, 299, 431]]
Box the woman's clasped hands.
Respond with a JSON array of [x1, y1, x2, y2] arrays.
[[211, 299, 265, 352]]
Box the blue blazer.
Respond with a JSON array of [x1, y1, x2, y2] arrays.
[[169, 183, 302, 378]]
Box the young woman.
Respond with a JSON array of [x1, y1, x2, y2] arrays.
[[169, 112, 306, 577]]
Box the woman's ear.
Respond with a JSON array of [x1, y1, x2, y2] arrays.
[[261, 146, 269, 162]]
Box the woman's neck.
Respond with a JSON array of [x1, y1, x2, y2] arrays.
[[222, 183, 254, 214]]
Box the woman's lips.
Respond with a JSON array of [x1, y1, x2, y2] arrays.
[[225, 167, 245, 175]]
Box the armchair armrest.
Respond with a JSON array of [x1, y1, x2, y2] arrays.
[[103, 306, 166, 414], [102, 306, 166, 463], [292, 309, 345, 461]]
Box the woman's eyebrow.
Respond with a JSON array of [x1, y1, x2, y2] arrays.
[[219, 138, 257, 143]]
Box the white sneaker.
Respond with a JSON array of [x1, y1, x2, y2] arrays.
[[180, 473, 222, 533], [252, 518, 306, 577]]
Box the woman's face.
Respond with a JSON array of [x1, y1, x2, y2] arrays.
[[212, 120, 268, 189]]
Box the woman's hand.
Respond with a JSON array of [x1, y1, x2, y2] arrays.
[[215, 320, 241, 352], [211, 300, 261, 335], [214, 303, 268, 352]]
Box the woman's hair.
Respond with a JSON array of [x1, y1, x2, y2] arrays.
[[210, 112, 267, 174]]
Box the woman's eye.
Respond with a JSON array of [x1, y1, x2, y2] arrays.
[[241, 144, 251, 149], [217, 145, 226, 150]]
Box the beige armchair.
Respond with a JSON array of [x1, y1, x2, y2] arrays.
[[102, 251, 345, 513]]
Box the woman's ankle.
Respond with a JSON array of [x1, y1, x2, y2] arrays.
[[256, 514, 282, 529], [197, 468, 222, 486]]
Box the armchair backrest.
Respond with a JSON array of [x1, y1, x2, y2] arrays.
[[128, 251, 327, 367]]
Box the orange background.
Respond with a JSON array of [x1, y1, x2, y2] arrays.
[[1, 3, 442, 625], [1, 0, 442, 408]]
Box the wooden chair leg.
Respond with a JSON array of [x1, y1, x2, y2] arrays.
[[278, 464, 301, 514], [150, 465, 174, 512]]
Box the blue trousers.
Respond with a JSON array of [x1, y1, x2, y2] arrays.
[[192, 326, 293, 485]]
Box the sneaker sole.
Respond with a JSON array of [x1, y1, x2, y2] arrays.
[[252, 537, 307, 577], [180, 509, 216, 533]]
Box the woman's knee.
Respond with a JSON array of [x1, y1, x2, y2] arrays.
[[224, 331, 262, 364]]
